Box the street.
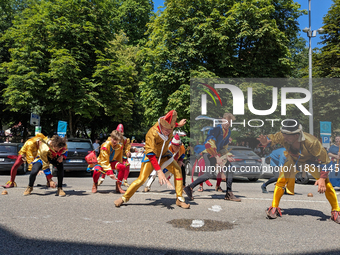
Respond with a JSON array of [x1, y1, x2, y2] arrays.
[[0, 173, 340, 255]]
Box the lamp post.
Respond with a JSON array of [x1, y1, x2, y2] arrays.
[[302, 0, 325, 136]]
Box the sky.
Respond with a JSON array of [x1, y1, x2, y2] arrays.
[[152, 0, 335, 47]]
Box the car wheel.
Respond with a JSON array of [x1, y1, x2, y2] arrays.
[[295, 172, 309, 184], [185, 161, 192, 176], [247, 177, 258, 182], [52, 166, 58, 177]]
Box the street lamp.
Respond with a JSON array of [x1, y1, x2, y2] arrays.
[[302, 0, 325, 136]]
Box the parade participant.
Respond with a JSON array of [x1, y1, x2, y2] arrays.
[[114, 110, 190, 209], [327, 135, 340, 188], [184, 113, 240, 202], [90, 130, 128, 194], [144, 133, 185, 192], [23, 135, 68, 196], [3, 133, 50, 188], [97, 124, 131, 187], [257, 119, 340, 223]]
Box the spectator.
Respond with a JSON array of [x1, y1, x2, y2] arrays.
[[254, 144, 261, 156], [93, 138, 100, 155], [4, 137, 11, 143]]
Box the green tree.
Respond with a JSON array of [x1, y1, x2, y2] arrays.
[[141, 0, 304, 127], [117, 0, 154, 45], [311, 0, 340, 133], [1, 0, 142, 136]]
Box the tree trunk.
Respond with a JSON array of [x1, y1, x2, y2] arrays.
[[69, 109, 74, 138]]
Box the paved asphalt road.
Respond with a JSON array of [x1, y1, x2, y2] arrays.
[[1, 172, 340, 255]]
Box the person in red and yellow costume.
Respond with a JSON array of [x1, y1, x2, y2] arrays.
[[97, 124, 131, 187], [114, 110, 190, 209], [3, 133, 50, 188], [258, 119, 340, 223], [23, 135, 68, 196], [91, 130, 128, 194], [144, 133, 185, 191]]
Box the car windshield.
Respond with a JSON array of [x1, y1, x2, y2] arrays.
[[230, 149, 258, 157], [0, 145, 17, 153], [67, 142, 92, 150]]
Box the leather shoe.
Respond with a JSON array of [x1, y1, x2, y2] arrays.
[[23, 186, 33, 196], [224, 191, 241, 202], [331, 211, 340, 224], [176, 198, 190, 209], [266, 206, 282, 219], [183, 186, 194, 200], [92, 183, 98, 193], [57, 188, 66, 197], [114, 197, 124, 207], [3, 181, 17, 188]]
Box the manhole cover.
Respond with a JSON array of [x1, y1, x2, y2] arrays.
[[167, 219, 233, 231]]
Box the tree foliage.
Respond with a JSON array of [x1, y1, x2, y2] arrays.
[[140, 0, 304, 129], [1, 0, 144, 136]]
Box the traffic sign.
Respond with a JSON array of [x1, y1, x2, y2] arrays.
[[320, 121, 331, 136], [30, 113, 40, 126], [57, 121, 67, 138]]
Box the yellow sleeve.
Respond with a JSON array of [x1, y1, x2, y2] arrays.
[[124, 138, 131, 156], [308, 139, 331, 164], [97, 142, 111, 171], [268, 132, 285, 146]]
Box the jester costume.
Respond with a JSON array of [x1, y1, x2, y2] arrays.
[[4, 133, 49, 188], [185, 123, 240, 201], [114, 110, 190, 209], [97, 124, 131, 187], [265, 121, 340, 223], [90, 137, 128, 194], [24, 136, 68, 196], [144, 134, 185, 191]]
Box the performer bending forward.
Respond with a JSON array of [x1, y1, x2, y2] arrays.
[[91, 130, 128, 194], [258, 119, 340, 223], [114, 110, 190, 209], [4, 133, 50, 188], [184, 113, 240, 202], [23, 135, 67, 196]]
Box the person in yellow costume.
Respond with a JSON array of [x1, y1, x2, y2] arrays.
[[257, 119, 340, 223], [114, 110, 190, 209], [90, 130, 128, 194], [3, 133, 51, 188], [144, 133, 185, 192], [23, 135, 68, 196], [97, 124, 131, 187]]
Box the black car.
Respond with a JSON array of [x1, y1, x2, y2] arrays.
[[53, 138, 93, 175], [0, 143, 26, 174]]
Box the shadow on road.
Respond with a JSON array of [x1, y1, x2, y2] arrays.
[[282, 207, 329, 221], [1, 223, 340, 255]]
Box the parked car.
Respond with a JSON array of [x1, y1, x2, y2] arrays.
[[0, 143, 26, 174], [53, 138, 93, 175], [184, 146, 262, 181], [128, 143, 145, 173], [262, 150, 315, 184]]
